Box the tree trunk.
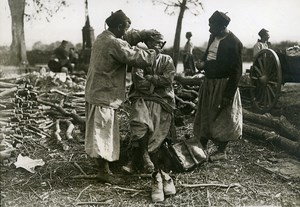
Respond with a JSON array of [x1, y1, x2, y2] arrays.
[[243, 109, 300, 142], [243, 123, 300, 158], [172, 0, 186, 70], [8, 0, 28, 66]]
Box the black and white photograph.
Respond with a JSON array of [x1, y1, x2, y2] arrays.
[[0, 0, 300, 206]]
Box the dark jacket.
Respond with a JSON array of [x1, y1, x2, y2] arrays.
[[202, 32, 243, 99], [54, 45, 70, 66]]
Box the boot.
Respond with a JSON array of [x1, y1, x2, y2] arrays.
[[151, 171, 164, 202], [200, 138, 209, 150], [142, 150, 155, 173], [139, 138, 155, 173], [209, 141, 228, 162], [95, 158, 113, 175], [209, 151, 227, 161], [160, 170, 176, 196], [103, 160, 113, 175], [122, 160, 135, 174]]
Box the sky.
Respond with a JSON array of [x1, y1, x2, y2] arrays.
[[0, 0, 299, 49]]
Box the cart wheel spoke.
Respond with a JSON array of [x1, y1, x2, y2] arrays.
[[265, 87, 274, 107], [267, 84, 276, 98], [258, 88, 265, 103], [258, 57, 265, 74], [254, 66, 263, 76], [268, 81, 278, 85]]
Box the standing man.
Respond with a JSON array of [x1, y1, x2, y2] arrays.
[[85, 10, 159, 181], [253, 28, 271, 57], [183, 32, 196, 76], [194, 11, 243, 161]]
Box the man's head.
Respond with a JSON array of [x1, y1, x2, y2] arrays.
[[106, 10, 131, 38], [186, 32, 192, 39], [208, 11, 230, 36], [144, 32, 165, 52], [61, 40, 68, 47], [258, 28, 270, 42]]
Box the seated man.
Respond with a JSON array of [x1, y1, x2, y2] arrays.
[[48, 40, 74, 74]]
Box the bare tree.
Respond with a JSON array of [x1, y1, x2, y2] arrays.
[[7, 0, 67, 66], [152, 0, 203, 69]]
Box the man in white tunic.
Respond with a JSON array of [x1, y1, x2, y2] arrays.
[[253, 28, 271, 57], [85, 10, 160, 180]]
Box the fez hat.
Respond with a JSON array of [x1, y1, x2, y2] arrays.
[[105, 10, 131, 28], [209, 11, 231, 26], [186, 32, 192, 38], [258, 28, 269, 37]]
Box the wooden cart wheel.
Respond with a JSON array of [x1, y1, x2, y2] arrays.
[[250, 49, 282, 112]]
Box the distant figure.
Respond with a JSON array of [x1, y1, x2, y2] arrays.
[[48, 40, 74, 74], [183, 32, 196, 76], [253, 28, 271, 57]]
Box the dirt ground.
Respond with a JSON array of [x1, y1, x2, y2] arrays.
[[1, 70, 300, 207]]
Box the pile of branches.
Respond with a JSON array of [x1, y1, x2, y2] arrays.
[[0, 73, 86, 162]]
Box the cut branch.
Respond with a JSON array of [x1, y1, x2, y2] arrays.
[[37, 99, 85, 125]]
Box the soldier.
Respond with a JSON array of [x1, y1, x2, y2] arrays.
[[85, 10, 161, 182], [253, 28, 271, 57], [194, 11, 243, 161]]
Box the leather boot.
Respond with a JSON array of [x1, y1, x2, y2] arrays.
[[95, 158, 113, 175], [142, 149, 155, 173], [209, 152, 227, 161], [209, 141, 228, 161], [160, 170, 176, 195], [200, 137, 209, 150], [139, 138, 155, 173], [151, 171, 164, 202]]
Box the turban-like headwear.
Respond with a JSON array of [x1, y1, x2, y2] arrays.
[[258, 28, 269, 37], [209, 11, 231, 27], [105, 10, 131, 28]]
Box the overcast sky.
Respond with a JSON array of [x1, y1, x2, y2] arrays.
[[0, 0, 299, 49]]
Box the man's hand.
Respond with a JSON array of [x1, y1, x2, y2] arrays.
[[195, 61, 205, 70], [153, 47, 163, 56]]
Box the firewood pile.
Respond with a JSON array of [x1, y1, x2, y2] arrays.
[[0, 73, 86, 162]]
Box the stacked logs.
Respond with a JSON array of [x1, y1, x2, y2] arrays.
[[0, 75, 86, 161]]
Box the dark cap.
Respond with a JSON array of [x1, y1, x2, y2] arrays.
[[258, 28, 269, 37], [105, 10, 131, 28], [186, 32, 192, 38], [209, 11, 231, 26]]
